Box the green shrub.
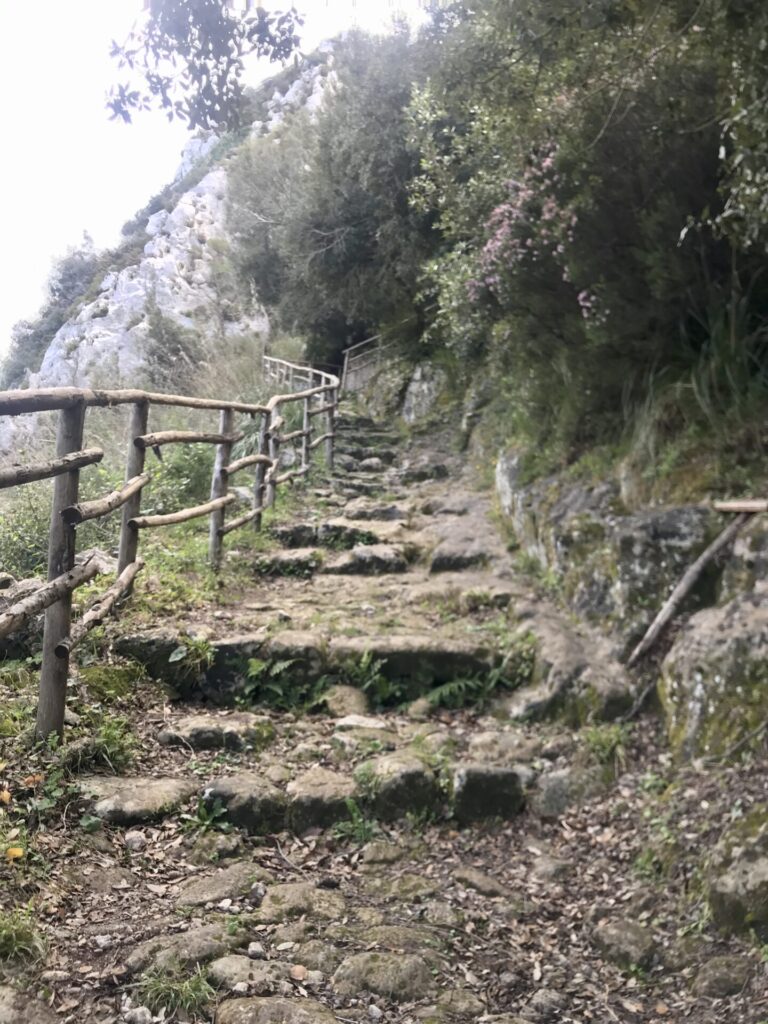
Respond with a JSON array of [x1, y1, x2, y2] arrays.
[[0, 908, 46, 962]]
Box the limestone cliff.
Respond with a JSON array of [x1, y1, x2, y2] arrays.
[[0, 53, 331, 453]]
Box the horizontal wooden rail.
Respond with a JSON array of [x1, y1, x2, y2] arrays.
[[308, 402, 335, 418], [714, 499, 768, 513], [309, 432, 334, 450], [55, 559, 145, 657], [224, 454, 274, 475], [135, 430, 244, 450], [277, 428, 308, 443], [0, 387, 270, 417], [62, 474, 150, 526], [129, 493, 235, 529], [0, 449, 104, 489], [219, 506, 264, 536], [272, 467, 309, 485], [0, 559, 104, 640]]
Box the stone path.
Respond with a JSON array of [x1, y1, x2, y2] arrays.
[[1, 411, 765, 1023]]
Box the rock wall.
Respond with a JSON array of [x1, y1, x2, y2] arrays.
[[495, 451, 720, 653], [0, 55, 333, 454]]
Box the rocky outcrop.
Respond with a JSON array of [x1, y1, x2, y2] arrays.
[[659, 582, 768, 759], [495, 451, 720, 648]]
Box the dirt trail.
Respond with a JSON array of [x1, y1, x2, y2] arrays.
[[1, 411, 765, 1024]]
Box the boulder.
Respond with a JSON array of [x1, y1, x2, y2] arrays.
[[592, 918, 656, 971], [208, 956, 292, 995], [495, 451, 720, 645], [529, 766, 606, 820], [691, 956, 751, 998], [322, 685, 368, 716], [660, 582, 768, 759], [707, 808, 768, 935]]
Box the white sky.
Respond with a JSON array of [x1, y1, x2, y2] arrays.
[[0, 0, 427, 356]]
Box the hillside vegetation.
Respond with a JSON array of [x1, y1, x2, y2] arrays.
[[226, 0, 768, 491], [6, 1, 768, 493]]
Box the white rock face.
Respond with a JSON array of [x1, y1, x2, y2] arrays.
[[0, 54, 334, 454], [30, 167, 267, 395]]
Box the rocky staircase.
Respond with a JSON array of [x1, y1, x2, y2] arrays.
[[5, 410, 763, 1024]]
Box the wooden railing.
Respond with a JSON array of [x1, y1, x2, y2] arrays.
[[0, 357, 339, 740], [341, 335, 400, 393]]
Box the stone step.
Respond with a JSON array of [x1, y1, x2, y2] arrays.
[[320, 544, 409, 576], [336, 445, 398, 465], [270, 522, 380, 550], [117, 628, 502, 703], [342, 498, 410, 522]]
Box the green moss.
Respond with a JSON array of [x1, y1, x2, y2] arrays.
[[78, 662, 144, 702], [660, 658, 768, 760]]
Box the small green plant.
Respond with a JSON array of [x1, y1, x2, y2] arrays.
[[168, 637, 215, 682], [583, 723, 631, 774], [0, 908, 46, 962], [332, 798, 379, 844], [137, 961, 215, 1017], [353, 762, 379, 800], [61, 716, 135, 774], [240, 656, 328, 711], [427, 634, 536, 712], [181, 797, 233, 835]]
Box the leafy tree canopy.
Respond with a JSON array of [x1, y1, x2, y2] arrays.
[[108, 0, 302, 131]]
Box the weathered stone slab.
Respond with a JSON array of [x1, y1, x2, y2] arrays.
[[158, 712, 275, 751], [451, 763, 525, 824], [216, 996, 336, 1024], [593, 918, 656, 971], [321, 544, 408, 575], [81, 776, 196, 825], [125, 923, 246, 975], [0, 986, 57, 1024], [691, 956, 751, 998], [362, 752, 440, 821], [286, 767, 356, 833], [204, 773, 288, 834], [253, 549, 323, 578], [529, 766, 606, 820], [343, 498, 408, 521], [256, 882, 346, 924], [332, 952, 436, 1000], [660, 584, 768, 759], [176, 861, 273, 908]]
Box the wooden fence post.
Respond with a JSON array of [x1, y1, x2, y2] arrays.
[[301, 397, 310, 474], [252, 411, 269, 531], [36, 402, 86, 741], [266, 408, 280, 508], [325, 389, 335, 471], [117, 400, 149, 583], [209, 408, 235, 569]]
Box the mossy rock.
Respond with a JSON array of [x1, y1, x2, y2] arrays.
[[660, 588, 768, 759], [78, 661, 144, 701]]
